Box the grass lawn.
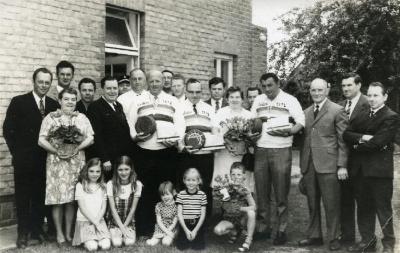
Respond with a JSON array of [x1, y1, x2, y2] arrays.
[[4, 154, 400, 253]]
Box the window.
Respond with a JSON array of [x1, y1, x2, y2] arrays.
[[214, 53, 233, 87], [105, 6, 140, 78]]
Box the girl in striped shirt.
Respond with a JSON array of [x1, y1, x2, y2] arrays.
[[175, 168, 207, 250]]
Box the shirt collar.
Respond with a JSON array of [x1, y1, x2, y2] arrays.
[[102, 96, 116, 110], [57, 85, 65, 93], [348, 92, 361, 105], [314, 97, 327, 109], [32, 91, 45, 107], [371, 104, 385, 114]]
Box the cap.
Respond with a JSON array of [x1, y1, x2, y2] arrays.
[[118, 75, 130, 84]]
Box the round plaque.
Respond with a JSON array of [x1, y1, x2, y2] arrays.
[[184, 129, 206, 150], [135, 115, 156, 136]]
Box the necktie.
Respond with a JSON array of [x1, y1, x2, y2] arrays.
[[314, 104, 319, 118], [193, 104, 198, 114], [39, 98, 45, 118], [345, 100, 352, 117], [369, 110, 375, 118], [215, 100, 220, 113]]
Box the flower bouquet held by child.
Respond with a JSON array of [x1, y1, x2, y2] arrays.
[[220, 117, 261, 155], [213, 162, 256, 252]]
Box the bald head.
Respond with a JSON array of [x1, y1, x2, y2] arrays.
[[310, 78, 328, 104], [147, 70, 164, 96]]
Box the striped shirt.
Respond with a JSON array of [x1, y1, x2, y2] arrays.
[[176, 190, 207, 219]]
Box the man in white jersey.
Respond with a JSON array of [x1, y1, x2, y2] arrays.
[[127, 70, 185, 236], [251, 73, 305, 245], [179, 78, 217, 217], [117, 68, 148, 116], [171, 74, 186, 105]]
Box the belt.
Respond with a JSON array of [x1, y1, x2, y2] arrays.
[[185, 125, 212, 133], [152, 113, 173, 123], [184, 218, 199, 225]]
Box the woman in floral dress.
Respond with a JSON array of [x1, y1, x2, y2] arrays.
[[38, 88, 94, 244], [212, 87, 255, 192]]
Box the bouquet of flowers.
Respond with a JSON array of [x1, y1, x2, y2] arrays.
[[213, 174, 249, 216], [47, 110, 84, 157], [220, 117, 260, 155]]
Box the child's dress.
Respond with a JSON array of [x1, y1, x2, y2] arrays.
[[72, 183, 110, 246], [106, 180, 143, 234], [152, 201, 177, 238]]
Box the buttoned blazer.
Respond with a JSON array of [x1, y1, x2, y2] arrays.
[[3, 92, 59, 169], [343, 105, 400, 178], [300, 99, 349, 174], [87, 97, 131, 163]]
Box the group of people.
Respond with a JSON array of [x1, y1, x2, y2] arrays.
[[3, 60, 399, 253]]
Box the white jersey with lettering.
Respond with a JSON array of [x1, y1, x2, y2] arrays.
[[182, 100, 216, 154], [251, 90, 305, 148], [118, 90, 148, 117], [128, 91, 185, 150]]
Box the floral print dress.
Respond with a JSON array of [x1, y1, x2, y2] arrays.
[[39, 110, 94, 205]]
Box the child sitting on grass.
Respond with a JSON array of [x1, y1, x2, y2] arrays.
[[213, 162, 256, 252]]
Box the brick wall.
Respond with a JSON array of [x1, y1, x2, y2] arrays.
[[0, 0, 267, 226], [0, 0, 106, 226]]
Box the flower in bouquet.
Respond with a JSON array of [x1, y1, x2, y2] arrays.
[[213, 174, 231, 201], [48, 111, 84, 145]]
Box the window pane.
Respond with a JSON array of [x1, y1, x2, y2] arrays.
[[105, 65, 112, 76], [112, 64, 127, 79], [221, 60, 229, 85], [106, 16, 133, 47]]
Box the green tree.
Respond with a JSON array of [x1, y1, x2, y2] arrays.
[[269, 0, 400, 91]]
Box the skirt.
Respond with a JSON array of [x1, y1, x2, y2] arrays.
[[72, 219, 110, 246]]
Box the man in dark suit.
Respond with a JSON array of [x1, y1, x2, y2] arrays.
[[87, 76, 131, 180], [3, 68, 59, 248], [76, 77, 96, 115], [299, 78, 349, 251], [205, 77, 228, 113], [338, 73, 369, 245], [344, 82, 399, 253]]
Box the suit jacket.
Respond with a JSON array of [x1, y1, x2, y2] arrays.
[[3, 92, 59, 169], [300, 99, 349, 174], [343, 105, 400, 178], [87, 97, 131, 163], [339, 94, 369, 123], [76, 100, 88, 115]]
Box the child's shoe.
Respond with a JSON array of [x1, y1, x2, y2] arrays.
[[238, 238, 252, 252], [146, 237, 159, 246]]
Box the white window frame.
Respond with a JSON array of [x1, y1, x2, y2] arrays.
[[105, 6, 141, 74], [215, 53, 233, 87]]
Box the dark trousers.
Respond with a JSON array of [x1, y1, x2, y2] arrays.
[[354, 174, 395, 249], [176, 218, 206, 250], [254, 147, 292, 232], [14, 167, 46, 237], [134, 146, 178, 236], [340, 177, 356, 242], [303, 159, 341, 242], [178, 153, 214, 217]]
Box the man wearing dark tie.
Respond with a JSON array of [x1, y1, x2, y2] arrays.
[[205, 77, 228, 113], [338, 73, 369, 245], [344, 82, 399, 253], [76, 77, 96, 115], [298, 78, 348, 251], [3, 68, 59, 248], [87, 76, 131, 180]]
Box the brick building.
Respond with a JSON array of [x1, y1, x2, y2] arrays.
[[0, 0, 267, 226]]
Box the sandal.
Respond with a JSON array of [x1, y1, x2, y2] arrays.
[[238, 238, 252, 252]]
